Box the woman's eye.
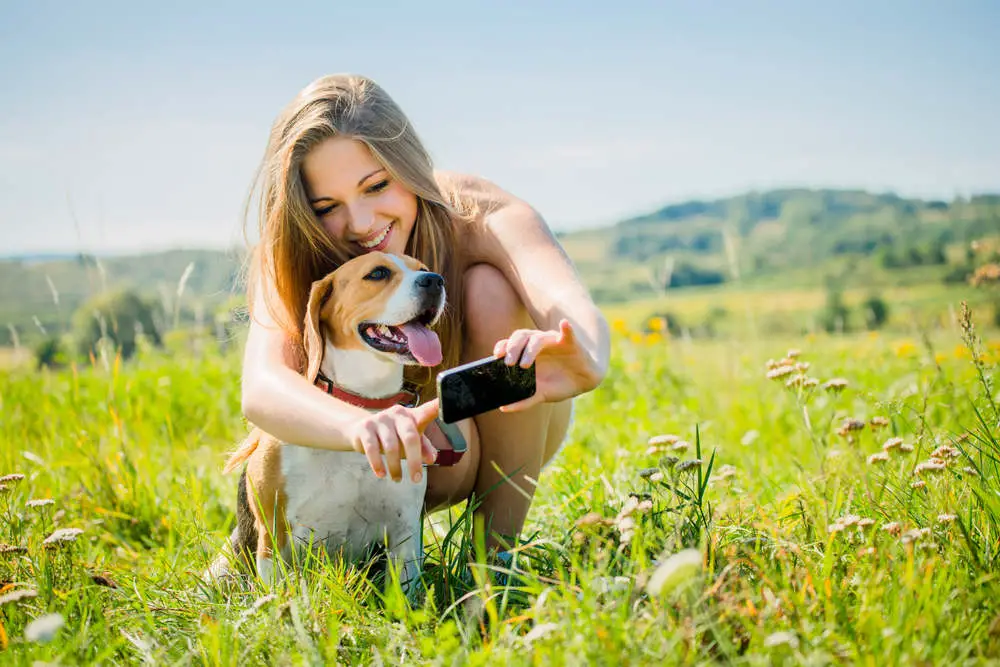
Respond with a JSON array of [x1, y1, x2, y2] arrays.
[[314, 203, 338, 217], [364, 266, 391, 281], [366, 180, 389, 194]]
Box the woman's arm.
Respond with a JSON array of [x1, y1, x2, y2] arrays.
[[240, 281, 369, 451], [239, 274, 439, 482], [450, 172, 611, 391]]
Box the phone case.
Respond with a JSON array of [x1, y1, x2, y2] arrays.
[[437, 356, 536, 424]]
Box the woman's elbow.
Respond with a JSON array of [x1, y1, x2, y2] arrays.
[[240, 373, 268, 425]]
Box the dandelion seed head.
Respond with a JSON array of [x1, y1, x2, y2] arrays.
[[716, 464, 737, 480], [676, 459, 703, 473], [882, 437, 904, 452], [0, 588, 38, 605], [840, 418, 866, 432], [914, 459, 947, 475], [901, 527, 932, 545], [868, 452, 889, 465], [43, 527, 83, 546], [24, 612, 65, 643], [882, 522, 902, 536], [824, 378, 849, 393], [767, 365, 796, 380], [930, 445, 960, 460], [785, 374, 810, 388]]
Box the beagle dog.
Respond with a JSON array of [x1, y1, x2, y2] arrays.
[[214, 251, 465, 592]]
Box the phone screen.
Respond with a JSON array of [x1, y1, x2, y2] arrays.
[[437, 356, 536, 424]]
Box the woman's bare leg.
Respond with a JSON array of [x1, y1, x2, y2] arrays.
[[424, 263, 572, 551]]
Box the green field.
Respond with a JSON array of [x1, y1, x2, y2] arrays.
[[2, 294, 999, 664]]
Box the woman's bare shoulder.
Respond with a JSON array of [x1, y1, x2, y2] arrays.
[[433, 170, 522, 212]]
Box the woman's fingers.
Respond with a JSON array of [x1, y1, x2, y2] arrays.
[[376, 421, 403, 482], [503, 329, 533, 365], [395, 408, 426, 483], [518, 330, 560, 367], [358, 424, 386, 479]]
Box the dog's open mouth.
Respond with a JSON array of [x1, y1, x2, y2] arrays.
[[358, 307, 442, 367]]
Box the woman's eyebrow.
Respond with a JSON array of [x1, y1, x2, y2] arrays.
[[308, 169, 387, 205]]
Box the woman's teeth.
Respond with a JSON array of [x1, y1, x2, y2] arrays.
[[359, 223, 392, 249]]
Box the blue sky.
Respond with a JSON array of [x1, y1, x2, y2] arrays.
[[1, 0, 997, 254]]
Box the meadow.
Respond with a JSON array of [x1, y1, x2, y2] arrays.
[[1, 294, 999, 665]]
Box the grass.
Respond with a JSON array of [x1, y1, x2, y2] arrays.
[[2, 301, 1000, 664]]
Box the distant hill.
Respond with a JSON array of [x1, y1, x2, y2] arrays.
[[0, 249, 244, 346], [558, 189, 1000, 303], [2, 188, 998, 346]]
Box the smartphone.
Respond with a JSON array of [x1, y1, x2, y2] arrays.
[[437, 355, 537, 424]]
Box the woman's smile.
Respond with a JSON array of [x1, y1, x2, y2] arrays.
[[357, 221, 394, 251]]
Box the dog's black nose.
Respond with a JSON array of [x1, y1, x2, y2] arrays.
[[416, 272, 444, 290]]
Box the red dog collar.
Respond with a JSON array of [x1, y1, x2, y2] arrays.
[[314, 373, 466, 466], [315, 373, 419, 409]]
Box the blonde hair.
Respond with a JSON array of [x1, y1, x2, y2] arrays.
[[244, 74, 475, 395]]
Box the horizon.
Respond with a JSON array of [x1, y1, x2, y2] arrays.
[[3, 184, 999, 260], [2, 1, 998, 255]]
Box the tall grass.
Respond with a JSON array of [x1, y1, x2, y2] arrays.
[[1, 307, 999, 664]]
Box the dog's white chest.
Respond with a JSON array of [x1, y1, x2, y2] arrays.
[[280, 444, 426, 561]]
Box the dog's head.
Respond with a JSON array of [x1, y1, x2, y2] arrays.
[[303, 252, 447, 383]]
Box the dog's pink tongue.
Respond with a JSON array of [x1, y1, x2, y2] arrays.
[[400, 322, 443, 366]]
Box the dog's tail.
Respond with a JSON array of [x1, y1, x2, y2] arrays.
[[222, 428, 264, 474]]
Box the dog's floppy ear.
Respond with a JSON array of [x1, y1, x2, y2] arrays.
[[303, 274, 335, 385]]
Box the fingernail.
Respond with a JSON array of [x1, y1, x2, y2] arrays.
[[414, 471, 422, 483]]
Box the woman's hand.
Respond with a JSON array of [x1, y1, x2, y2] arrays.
[[348, 399, 440, 482], [493, 318, 603, 413]]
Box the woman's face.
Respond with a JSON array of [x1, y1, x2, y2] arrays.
[[301, 136, 417, 256]]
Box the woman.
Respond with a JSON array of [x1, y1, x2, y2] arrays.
[[240, 73, 610, 551]]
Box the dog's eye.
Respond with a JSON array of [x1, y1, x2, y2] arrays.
[[364, 266, 391, 281]]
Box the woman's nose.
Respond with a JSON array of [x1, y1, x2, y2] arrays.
[[346, 202, 375, 236]]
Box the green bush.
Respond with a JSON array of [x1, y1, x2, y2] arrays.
[[862, 293, 890, 330], [819, 287, 851, 334], [71, 289, 162, 361], [33, 335, 67, 370]]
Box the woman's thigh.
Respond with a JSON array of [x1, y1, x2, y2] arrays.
[[423, 263, 574, 513]]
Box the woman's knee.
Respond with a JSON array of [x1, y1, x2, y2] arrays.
[[462, 263, 533, 351]]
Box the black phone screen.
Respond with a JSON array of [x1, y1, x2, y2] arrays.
[[437, 356, 536, 424]]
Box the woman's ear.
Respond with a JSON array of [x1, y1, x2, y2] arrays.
[[303, 275, 335, 385]]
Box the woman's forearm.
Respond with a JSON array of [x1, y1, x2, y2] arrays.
[[241, 363, 369, 452]]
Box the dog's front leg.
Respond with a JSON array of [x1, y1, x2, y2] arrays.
[[386, 518, 424, 601]]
